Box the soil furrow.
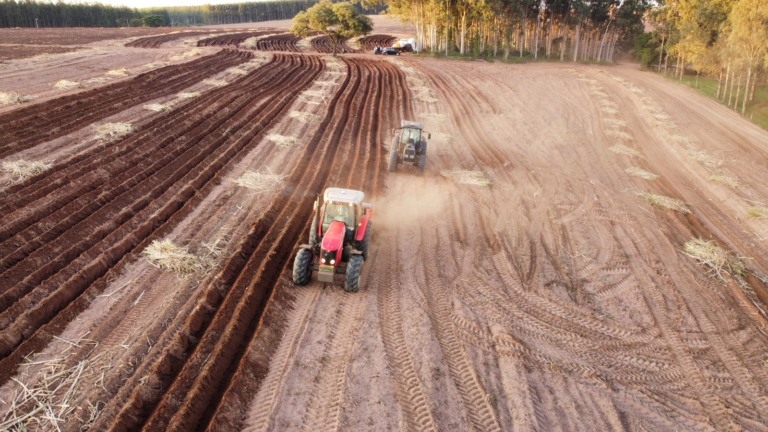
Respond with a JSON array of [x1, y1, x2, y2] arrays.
[[0, 50, 251, 159], [0, 54, 284, 220], [0, 57, 301, 317], [0, 54, 315, 377], [89, 55, 335, 432]]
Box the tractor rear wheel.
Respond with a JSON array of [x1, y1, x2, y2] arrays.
[[416, 142, 427, 174], [292, 248, 313, 285], [387, 141, 398, 172], [345, 255, 364, 292], [359, 221, 372, 260]]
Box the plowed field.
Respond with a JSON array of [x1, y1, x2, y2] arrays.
[[1, 16, 768, 432]]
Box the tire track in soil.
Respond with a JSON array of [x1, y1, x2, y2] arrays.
[[611, 223, 736, 430], [0, 49, 250, 159], [0, 54, 316, 385], [89, 57, 400, 432], [243, 289, 322, 432], [417, 64, 510, 170], [420, 227, 503, 432], [375, 241, 440, 432], [214, 58, 407, 431], [301, 292, 367, 432]]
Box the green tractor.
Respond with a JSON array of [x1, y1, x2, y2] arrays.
[[388, 120, 430, 174]]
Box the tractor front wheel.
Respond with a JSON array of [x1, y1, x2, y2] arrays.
[[416, 142, 427, 175], [359, 221, 372, 260], [292, 248, 313, 285], [345, 255, 364, 292], [387, 141, 399, 172]]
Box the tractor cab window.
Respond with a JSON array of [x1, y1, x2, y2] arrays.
[[400, 128, 420, 145], [322, 202, 354, 232]]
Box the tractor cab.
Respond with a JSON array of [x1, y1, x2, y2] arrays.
[[319, 188, 364, 238]]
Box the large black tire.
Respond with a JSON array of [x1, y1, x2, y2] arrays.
[[344, 255, 364, 292], [387, 141, 398, 172], [416, 142, 427, 175], [359, 221, 372, 260], [292, 248, 313, 285]]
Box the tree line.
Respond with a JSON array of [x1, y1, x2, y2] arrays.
[[0, 0, 322, 28], [638, 0, 767, 115], [383, 0, 651, 62]]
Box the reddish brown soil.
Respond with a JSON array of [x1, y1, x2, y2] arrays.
[[0, 44, 81, 61], [126, 30, 231, 48], [253, 33, 301, 52], [357, 34, 397, 50], [311, 35, 358, 54], [197, 31, 277, 47], [1, 16, 768, 432], [0, 27, 169, 45]]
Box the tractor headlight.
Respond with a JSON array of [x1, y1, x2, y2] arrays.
[[321, 258, 326, 264], [330, 259, 336, 265]]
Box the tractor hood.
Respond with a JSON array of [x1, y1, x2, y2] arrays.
[[322, 220, 346, 252]]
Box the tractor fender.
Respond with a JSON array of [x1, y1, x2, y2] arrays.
[[355, 215, 370, 242]]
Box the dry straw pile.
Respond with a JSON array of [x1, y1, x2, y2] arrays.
[[0, 91, 30, 105], [709, 174, 740, 188], [609, 145, 642, 158], [93, 123, 134, 142], [105, 68, 130, 77], [684, 239, 745, 278], [440, 170, 491, 187], [203, 79, 228, 87], [625, 167, 658, 180], [234, 170, 286, 193], [2, 159, 53, 183], [54, 80, 83, 90], [144, 103, 174, 113], [0, 353, 98, 430], [143, 239, 212, 275], [266, 134, 298, 148], [747, 207, 767, 219], [638, 193, 690, 213], [176, 91, 201, 100]]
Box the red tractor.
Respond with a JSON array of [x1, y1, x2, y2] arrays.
[[292, 187, 373, 292]]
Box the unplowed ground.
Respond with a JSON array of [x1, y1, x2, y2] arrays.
[[1, 16, 768, 432]]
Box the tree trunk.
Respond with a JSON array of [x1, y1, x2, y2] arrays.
[[657, 34, 665, 71], [742, 66, 751, 114], [733, 73, 742, 110], [460, 10, 467, 55], [572, 22, 580, 62], [728, 67, 735, 106], [716, 67, 723, 99], [533, 14, 540, 59]]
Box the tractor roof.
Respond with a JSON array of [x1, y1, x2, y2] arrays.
[[323, 187, 365, 204], [401, 120, 424, 130]]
